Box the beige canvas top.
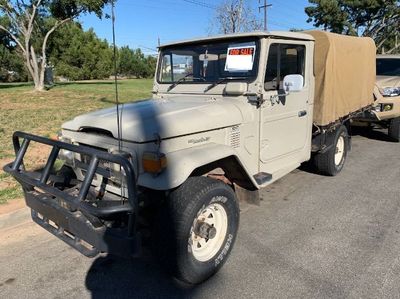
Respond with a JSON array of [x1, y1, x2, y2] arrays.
[[307, 31, 376, 126]]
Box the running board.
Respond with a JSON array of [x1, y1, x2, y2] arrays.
[[253, 172, 272, 185]]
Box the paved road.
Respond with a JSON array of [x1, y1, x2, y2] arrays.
[[1, 130, 400, 299]]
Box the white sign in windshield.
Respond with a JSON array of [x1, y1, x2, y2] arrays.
[[224, 44, 256, 72]]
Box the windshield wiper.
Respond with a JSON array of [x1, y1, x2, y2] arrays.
[[204, 76, 248, 93], [167, 74, 205, 91]]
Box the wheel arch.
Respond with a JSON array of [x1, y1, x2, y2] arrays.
[[137, 143, 258, 191]]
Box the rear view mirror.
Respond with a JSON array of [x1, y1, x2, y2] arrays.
[[199, 53, 218, 61], [283, 74, 304, 93]]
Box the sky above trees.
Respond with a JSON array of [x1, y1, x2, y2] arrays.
[[78, 0, 311, 56]]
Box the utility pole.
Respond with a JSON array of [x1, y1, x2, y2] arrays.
[[259, 0, 272, 31]]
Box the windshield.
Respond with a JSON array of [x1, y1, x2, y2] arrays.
[[376, 58, 400, 76], [158, 38, 259, 84]]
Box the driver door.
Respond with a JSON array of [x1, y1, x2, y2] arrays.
[[259, 41, 310, 174]]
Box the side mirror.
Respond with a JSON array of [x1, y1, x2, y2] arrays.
[[283, 74, 304, 94]]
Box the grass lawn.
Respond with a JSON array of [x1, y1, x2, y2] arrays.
[[0, 79, 153, 204]]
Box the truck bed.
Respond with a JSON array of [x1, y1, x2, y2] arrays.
[[307, 31, 376, 126]]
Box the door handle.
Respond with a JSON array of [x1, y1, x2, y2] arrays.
[[298, 110, 307, 117]]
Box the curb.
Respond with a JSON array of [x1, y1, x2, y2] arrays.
[[0, 207, 31, 231]]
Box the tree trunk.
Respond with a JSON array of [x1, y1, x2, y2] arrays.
[[24, 46, 45, 91], [34, 79, 45, 91]]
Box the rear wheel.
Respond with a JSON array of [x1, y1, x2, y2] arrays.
[[313, 125, 349, 176], [153, 177, 239, 284], [388, 117, 400, 142]]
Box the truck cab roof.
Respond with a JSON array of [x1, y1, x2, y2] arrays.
[[377, 54, 400, 59], [159, 31, 315, 48]]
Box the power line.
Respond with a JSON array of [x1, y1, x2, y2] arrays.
[[181, 0, 216, 9], [138, 44, 158, 52]]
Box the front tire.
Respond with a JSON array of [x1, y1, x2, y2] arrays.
[[313, 125, 349, 176], [388, 117, 400, 142], [153, 177, 239, 284]]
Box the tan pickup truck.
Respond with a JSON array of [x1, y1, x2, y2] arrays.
[[4, 31, 376, 284], [354, 55, 400, 141]]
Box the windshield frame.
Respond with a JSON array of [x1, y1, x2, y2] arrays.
[[156, 37, 261, 86]]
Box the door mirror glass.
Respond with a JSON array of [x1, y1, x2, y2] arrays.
[[283, 74, 304, 93]]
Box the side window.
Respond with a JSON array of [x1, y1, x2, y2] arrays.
[[265, 44, 305, 91], [265, 44, 279, 90]]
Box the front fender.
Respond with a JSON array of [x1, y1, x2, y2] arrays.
[[137, 143, 257, 190]]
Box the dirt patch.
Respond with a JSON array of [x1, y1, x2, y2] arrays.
[[0, 198, 25, 215], [0, 158, 13, 169], [0, 180, 14, 189]]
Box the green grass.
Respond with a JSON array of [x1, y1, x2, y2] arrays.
[[0, 78, 153, 204], [0, 186, 21, 205]]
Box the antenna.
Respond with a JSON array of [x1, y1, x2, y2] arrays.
[[111, 0, 122, 152], [111, 1, 126, 201]]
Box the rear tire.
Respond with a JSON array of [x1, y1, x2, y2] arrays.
[[388, 117, 400, 142], [153, 177, 239, 284], [313, 125, 349, 176]]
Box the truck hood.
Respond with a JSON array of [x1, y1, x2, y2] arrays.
[[62, 97, 243, 142], [376, 76, 400, 89]]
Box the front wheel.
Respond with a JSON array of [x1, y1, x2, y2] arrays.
[[153, 177, 239, 284], [388, 117, 400, 142], [313, 125, 349, 176]]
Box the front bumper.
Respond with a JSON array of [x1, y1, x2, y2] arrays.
[[354, 96, 400, 123], [3, 131, 140, 258], [352, 109, 380, 122]]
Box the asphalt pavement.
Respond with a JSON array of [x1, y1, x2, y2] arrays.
[[0, 129, 399, 299]]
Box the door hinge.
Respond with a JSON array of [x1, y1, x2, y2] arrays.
[[257, 94, 265, 108]]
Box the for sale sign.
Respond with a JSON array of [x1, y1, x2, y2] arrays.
[[225, 45, 256, 72]]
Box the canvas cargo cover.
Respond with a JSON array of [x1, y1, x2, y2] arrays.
[[307, 31, 376, 126]]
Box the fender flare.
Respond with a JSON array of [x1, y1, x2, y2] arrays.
[[137, 143, 258, 191]]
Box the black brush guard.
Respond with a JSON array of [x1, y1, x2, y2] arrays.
[[3, 131, 140, 258]]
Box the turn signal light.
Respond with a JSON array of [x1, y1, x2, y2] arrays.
[[142, 152, 167, 174]]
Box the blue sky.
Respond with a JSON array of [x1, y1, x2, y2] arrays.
[[79, 0, 314, 55]]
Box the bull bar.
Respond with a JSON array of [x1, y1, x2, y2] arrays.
[[3, 131, 140, 258]]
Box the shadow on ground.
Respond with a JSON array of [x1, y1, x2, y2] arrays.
[[55, 81, 115, 87], [0, 83, 33, 89], [298, 126, 398, 175], [351, 126, 395, 143], [85, 255, 196, 299]]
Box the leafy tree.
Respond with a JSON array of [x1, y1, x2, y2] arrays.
[[305, 0, 400, 53], [212, 0, 262, 34], [48, 22, 113, 80], [0, 44, 28, 82], [0, 15, 27, 82], [144, 55, 157, 78], [0, 0, 111, 91], [118, 46, 157, 78], [118, 46, 135, 77]]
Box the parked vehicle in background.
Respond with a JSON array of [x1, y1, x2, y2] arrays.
[[4, 30, 376, 284], [353, 55, 400, 142]]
